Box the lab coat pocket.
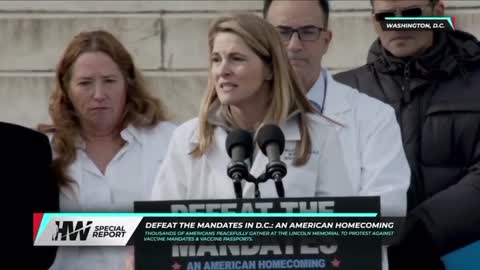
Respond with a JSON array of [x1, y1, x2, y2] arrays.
[[283, 166, 317, 197]]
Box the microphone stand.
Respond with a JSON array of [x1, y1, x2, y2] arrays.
[[229, 168, 286, 199], [246, 170, 285, 199], [272, 173, 285, 198], [227, 161, 249, 199], [250, 173, 267, 199], [232, 174, 243, 199], [266, 161, 287, 198]]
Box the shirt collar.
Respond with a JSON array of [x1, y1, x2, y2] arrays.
[[206, 100, 236, 132], [120, 124, 142, 145], [196, 100, 302, 143], [73, 124, 141, 150], [74, 135, 86, 150], [306, 68, 326, 108]]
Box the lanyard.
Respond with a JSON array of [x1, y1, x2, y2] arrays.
[[320, 76, 327, 114]]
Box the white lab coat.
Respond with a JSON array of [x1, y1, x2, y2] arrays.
[[313, 70, 410, 217], [315, 70, 410, 270], [151, 113, 354, 201]]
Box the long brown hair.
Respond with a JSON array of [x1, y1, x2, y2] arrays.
[[41, 30, 167, 186], [192, 13, 314, 166]]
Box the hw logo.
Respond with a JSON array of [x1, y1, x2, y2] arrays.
[[52, 221, 93, 241]]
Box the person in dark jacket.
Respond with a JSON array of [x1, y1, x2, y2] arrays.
[[0, 122, 59, 269], [334, 0, 480, 269]]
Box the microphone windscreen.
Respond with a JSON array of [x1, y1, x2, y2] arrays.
[[226, 129, 253, 158], [256, 124, 285, 155]]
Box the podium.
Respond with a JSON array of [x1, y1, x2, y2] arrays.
[[134, 196, 383, 270]]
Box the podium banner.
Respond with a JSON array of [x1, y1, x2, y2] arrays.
[[134, 196, 391, 270]]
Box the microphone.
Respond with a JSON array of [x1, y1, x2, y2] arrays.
[[226, 129, 253, 199], [256, 124, 286, 198]]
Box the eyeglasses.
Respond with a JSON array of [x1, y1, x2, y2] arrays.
[[374, 5, 430, 22], [276, 26, 326, 42]]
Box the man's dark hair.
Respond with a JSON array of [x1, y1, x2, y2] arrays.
[[369, 0, 439, 9], [263, 0, 330, 27]]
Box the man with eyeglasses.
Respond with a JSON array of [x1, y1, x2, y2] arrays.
[[335, 0, 480, 270], [265, 1, 410, 269]]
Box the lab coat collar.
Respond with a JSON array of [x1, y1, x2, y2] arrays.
[[321, 69, 354, 127]]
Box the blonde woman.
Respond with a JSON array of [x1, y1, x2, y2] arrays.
[[150, 13, 353, 201]]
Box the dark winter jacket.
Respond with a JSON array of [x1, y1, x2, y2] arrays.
[[335, 31, 480, 269]]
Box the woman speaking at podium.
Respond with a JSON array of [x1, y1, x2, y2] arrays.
[[151, 13, 354, 201]]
